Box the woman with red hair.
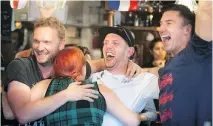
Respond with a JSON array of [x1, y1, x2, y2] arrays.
[[41, 46, 106, 125], [53, 46, 88, 81]]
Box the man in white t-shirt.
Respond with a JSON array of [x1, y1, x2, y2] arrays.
[[89, 25, 159, 126]]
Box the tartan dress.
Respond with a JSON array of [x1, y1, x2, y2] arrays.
[[44, 77, 106, 126]]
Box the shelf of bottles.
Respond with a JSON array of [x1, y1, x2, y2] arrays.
[[121, 1, 164, 31], [123, 26, 157, 31]]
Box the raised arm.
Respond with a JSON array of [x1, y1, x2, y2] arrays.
[[98, 83, 142, 126], [195, 1, 212, 41]]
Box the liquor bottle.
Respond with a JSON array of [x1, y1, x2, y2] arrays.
[[134, 14, 139, 26], [147, 6, 154, 26], [149, 14, 153, 26], [126, 12, 134, 26], [139, 18, 144, 27], [145, 16, 149, 27]]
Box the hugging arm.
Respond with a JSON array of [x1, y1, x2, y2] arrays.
[[140, 99, 157, 122], [98, 83, 144, 126], [7, 80, 69, 124], [2, 90, 15, 120], [6, 78, 99, 124], [87, 59, 142, 78]]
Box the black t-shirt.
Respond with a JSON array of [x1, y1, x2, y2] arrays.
[[5, 56, 43, 91], [4, 55, 92, 126]]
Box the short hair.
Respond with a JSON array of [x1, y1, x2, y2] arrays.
[[149, 38, 162, 51], [65, 44, 91, 55], [162, 4, 195, 36], [78, 46, 90, 55], [143, 38, 167, 67], [130, 44, 139, 60], [53, 47, 85, 79], [34, 17, 66, 40]]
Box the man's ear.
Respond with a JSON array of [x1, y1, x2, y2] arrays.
[[128, 47, 135, 58], [59, 39, 66, 50], [184, 24, 192, 36]]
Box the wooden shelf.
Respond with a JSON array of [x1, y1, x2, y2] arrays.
[[124, 26, 157, 31], [91, 26, 157, 31], [65, 24, 158, 31]]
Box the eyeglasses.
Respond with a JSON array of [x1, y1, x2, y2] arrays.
[[115, 25, 133, 46]]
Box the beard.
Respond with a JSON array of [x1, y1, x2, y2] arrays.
[[104, 57, 115, 68], [38, 56, 54, 67], [34, 50, 57, 67]]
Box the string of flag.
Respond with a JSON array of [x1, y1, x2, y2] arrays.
[[107, 0, 139, 11]]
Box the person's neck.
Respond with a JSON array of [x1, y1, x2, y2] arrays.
[[171, 38, 190, 57], [37, 63, 53, 79], [107, 63, 128, 75], [171, 48, 183, 57]]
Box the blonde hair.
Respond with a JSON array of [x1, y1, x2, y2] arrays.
[[34, 17, 65, 40]]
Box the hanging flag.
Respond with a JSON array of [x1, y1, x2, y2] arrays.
[[129, 0, 138, 11], [10, 0, 28, 9], [107, 0, 139, 11]]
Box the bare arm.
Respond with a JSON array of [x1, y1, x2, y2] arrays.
[[87, 59, 105, 74], [31, 79, 100, 102], [7, 80, 69, 124], [30, 79, 52, 100], [2, 79, 51, 120], [2, 90, 15, 120], [98, 83, 141, 126], [7, 79, 99, 124], [140, 99, 157, 122], [2, 79, 52, 121], [195, 1, 212, 41], [87, 59, 142, 77], [143, 67, 160, 77]]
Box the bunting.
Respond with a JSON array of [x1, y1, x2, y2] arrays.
[[107, 0, 139, 11], [10, 0, 28, 9]]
